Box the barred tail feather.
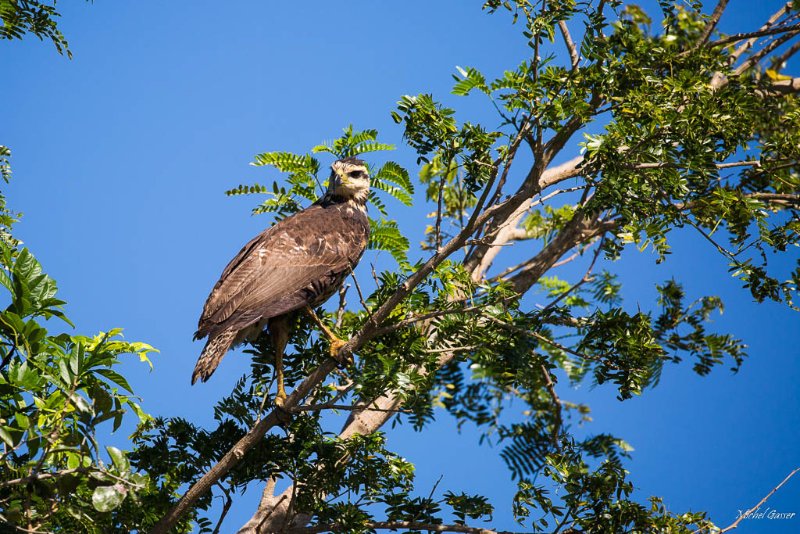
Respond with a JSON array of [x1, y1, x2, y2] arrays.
[[192, 329, 238, 384]]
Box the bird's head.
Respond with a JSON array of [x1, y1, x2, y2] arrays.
[[326, 157, 370, 205]]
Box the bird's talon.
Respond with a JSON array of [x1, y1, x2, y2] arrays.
[[329, 339, 352, 366], [274, 395, 292, 425]]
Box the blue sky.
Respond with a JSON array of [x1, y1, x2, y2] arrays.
[[2, 1, 798, 532]]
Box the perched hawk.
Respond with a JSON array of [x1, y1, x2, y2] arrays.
[[192, 157, 370, 405]]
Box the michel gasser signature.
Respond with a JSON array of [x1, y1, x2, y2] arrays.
[[737, 507, 796, 520]]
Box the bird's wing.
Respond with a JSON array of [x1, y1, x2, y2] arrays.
[[196, 205, 365, 337]]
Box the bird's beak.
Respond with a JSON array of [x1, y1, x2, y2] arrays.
[[329, 168, 342, 188], [334, 167, 349, 185]]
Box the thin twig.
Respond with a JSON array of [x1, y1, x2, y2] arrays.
[[728, 2, 796, 69], [539, 363, 562, 449], [370, 303, 497, 338], [697, 0, 729, 46], [424, 345, 480, 354], [550, 251, 581, 269], [558, 20, 580, 69], [334, 285, 349, 328], [734, 29, 800, 76], [488, 316, 620, 370], [0, 468, 85, 489], [629, 160, 760, 170], [773, 39, 800, 68], [543, 237, 605, 311], [0, 466, 143, 491], [704, 467, 800, 533], [713, 21, 800, 51], [211, 484, 234, 534], [466, 118, 533, 259], [435, 170, 447, 252], [349, 272, 371, 314]]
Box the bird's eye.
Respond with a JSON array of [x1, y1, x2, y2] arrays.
[[348, 170, 363, 178]]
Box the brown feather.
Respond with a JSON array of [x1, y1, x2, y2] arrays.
[[192, 198, 369, 381], [192, 329, 238, 384]]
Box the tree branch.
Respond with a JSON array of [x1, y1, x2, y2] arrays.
[[708, 467, 800, 533], [773, 39, 800, 68], [539, 363, 562, 449], [713, 20, 800, 51], [761, 77, 800, 95], [211, 484, 233, 534], [542, 236, 605, 311], [558, 20, 579, 69], [734, 28, 800, 76], [0, 468, 86, 489], [467, 156, 585, 281], [155, 134, 559, 533], [507, 214, 614, 294], [697, 0, 730, 46], [242, 170, 600, 533], [628, 160, 760, 170]]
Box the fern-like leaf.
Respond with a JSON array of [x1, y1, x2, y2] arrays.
[[349, 141, 396, 156], [374, 161, 414, 196], [368, 191, 388, 217], [312, 126, 395, 159], [225, 183, 269, 197], [252, 152, 319, 176], [452, 66, 489, 96], [372, 181, 413, 207], [349, 128, 380, 146], [369, 218, 410, 266]]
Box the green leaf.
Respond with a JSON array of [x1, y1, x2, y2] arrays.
[[368, 218, 410, 266], [0, 426, 14, 447], [251, 152, 319, 176], [452, 65, 489, 96], [91, 484, 127, 512], [373, 161, 414, 206], [106, 446, 130, 472]]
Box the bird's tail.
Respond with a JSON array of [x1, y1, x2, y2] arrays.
[[192, 329, 238, 384]]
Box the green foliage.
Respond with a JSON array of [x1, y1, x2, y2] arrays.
[[311, 125, 396, 159], [7, 1, 800, 533], [232, 127, 415, 266], [0, 146, 19, 250], [0, 150, 175, 532], [369, 218, 410, 267], [0, 0, 76, 57]]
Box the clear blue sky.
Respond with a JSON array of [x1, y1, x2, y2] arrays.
[[2, 1, 798, 532]]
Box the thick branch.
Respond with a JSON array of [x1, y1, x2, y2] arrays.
[[245, 201, 612, 534], [762, 77, 800, 94], [507, 214, 614, 294], [466, 156, 584, 280], [156, 135, 560, 533]]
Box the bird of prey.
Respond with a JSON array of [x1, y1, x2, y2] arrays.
[[192, 157, 370, 405]]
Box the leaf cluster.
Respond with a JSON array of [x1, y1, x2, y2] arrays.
[[228, 126, 415, 266]]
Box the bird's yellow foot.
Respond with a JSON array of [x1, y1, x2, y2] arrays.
[[329, 336, 352, 366], [273, 392, 292, 425]]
